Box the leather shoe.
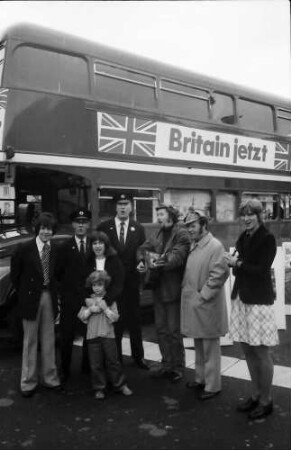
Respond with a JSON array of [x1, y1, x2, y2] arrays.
[[150, 368, 172, 379], [186, 381, 205, 390], [21, 389, 36, 398], [135, 359, 149, 370], [248, 402, 273, 420], [199, 390, 221, 400], [237, 397, 259, 412], [170, 371, 183, 383]]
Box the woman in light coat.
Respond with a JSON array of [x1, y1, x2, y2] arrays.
[[181, 211, 229, 400]]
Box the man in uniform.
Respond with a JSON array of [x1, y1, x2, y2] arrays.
[[97, 193, 148, 370], [56, 208, 91, 382]]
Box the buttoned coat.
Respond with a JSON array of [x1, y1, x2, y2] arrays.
[[181, 232, 229, 338], [97, 218, 146, 288], [138, 224, 191, 304], [55, 236, 90, 313], [231, 224, 276, 305], [10, 238, 59, 320]]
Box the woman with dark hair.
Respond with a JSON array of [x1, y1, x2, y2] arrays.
[[85, 231, 125, 312], [224, 198, 279, 420]]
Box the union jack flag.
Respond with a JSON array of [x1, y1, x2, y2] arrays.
[[275, 142, 290, 171], [97, 113, 157, 157]]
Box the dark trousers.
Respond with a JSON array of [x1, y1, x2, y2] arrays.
[[59, 308, 89, 377], [88, 338, 126, 391], [114, 283, 144, 364], [154, 299, 185, 372]]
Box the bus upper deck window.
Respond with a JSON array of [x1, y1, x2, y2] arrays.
[[277, 109, 291, 136], [160, 79, 209, 121], [211, 93, 235, 124], [238, 99, 274, 133], [11, 45, 90, 96]]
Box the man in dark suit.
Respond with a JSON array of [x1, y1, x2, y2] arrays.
[[10, 212, 61, 397], [55, 208, 91, 382], [97, 193, 148, 370]]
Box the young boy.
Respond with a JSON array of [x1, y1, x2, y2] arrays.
[[78, 270, 133, 400]]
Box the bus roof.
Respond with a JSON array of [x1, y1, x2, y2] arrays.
[[1, 23, 290, 109]]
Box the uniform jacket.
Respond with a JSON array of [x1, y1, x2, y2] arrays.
[[10, 238, 59, 320], [181, 232, 229, 338], [97, 218, 146, 288], [85, 247, 125, 306], [138, 224, 191, 303], [231, 224, 276, 305], [55, 236, 90, 313]]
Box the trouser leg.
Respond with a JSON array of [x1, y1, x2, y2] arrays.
[[103, 338, 126, 389], [194, 338, 205, 384], [167, 302, 184, 372], [114, 320, 124, 363], [39, 291, 60, 387], [202, 338, 221, 392], [154, 300, 172, 371], [126, 298, 144, 362], [60, 310, 77, 377], [21, 317, 39, 392], [88, 339, 106, 391]]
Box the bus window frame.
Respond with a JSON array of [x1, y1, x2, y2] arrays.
[[237, 97, 276, 133]]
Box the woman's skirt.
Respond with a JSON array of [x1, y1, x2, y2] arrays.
[[229, 297, 279, 346]]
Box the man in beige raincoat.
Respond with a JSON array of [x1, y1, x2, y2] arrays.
[[181, 211, 229, 400]]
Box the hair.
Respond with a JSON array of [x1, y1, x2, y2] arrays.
[[90, 231, 111, 252], [156, 205, 179, 224], [34, 212, 57, 236], [238, 198, 263, 223], [85, 270, 111, 289]]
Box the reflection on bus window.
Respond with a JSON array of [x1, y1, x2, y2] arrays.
[[238, 99, 274, 132], [216, 192, 236, 222], [277, 112, 291, 136], [12, 46, 89, 96], [212, 93, 235, 124], [279, 194, 291, 219], [164, 189, 212, 222], [98, 188, 161, 224], [242, 192, 278, 220]]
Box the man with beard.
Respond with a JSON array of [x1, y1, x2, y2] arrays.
[[137, 204, 190, 382]]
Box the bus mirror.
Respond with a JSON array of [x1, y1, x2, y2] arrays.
[[4, 146, 15, 160]]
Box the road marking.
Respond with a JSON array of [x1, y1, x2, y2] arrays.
[[73, 336, 291, 389]]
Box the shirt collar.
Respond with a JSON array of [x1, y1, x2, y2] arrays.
[[36, 236, 50, 253], [115, 217, 129, 227], [75, 235, 87, 245]]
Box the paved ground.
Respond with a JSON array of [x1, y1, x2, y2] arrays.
[[0, 315, 290, 450]]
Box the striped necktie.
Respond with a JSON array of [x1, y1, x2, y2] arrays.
[[41, 243, 50, 286]]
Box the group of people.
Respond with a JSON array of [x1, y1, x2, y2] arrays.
[[10, 194, 279, 420]]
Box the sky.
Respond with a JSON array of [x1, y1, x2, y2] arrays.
[[0, 0, 290, 100]]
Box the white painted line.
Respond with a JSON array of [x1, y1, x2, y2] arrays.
[[73, 337, 291, 389], [121, 338, 291, 389]]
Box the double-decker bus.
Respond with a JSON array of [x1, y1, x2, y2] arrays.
[[0, 24, 290, 330]]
